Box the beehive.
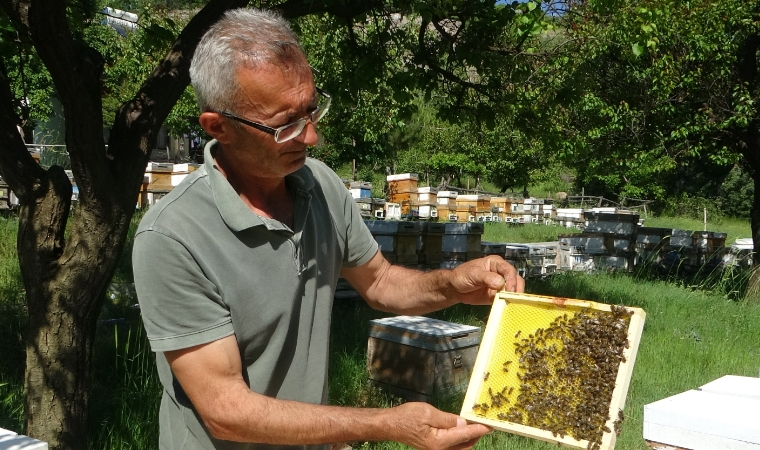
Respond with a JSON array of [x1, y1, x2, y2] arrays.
[[368, 316, 481, 402], [461, 292, 645, 450]]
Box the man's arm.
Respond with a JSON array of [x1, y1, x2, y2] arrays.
[[341, 252, 525, 315], [166, 334, 490, 449]]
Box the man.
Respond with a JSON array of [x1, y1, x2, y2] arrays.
[[133, 8, 524, 450]]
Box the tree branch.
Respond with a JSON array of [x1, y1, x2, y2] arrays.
[[0, 56, 44, 199], [416, 17, 494, 100], [274, 0, 383, 19], [107, 0, 251, 204]]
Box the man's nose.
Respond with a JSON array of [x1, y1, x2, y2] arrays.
[[294, 121, 319, 146]]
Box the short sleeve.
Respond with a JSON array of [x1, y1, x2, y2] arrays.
[[133, 230, 234, 352]]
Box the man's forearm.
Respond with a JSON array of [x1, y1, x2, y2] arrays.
[[206, 387, 396, 445], [362, 264, 456, 315]]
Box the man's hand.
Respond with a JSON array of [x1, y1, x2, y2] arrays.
[[446, 255, 525, 306], [386, 402, 491, 450]]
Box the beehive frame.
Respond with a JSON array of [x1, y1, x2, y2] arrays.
[[460, 292, 646, 449]]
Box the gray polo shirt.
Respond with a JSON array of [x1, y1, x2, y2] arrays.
[[133, 140, 378, 450]]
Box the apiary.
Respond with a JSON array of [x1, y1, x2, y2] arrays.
[[367, 316, 481, 402], [461, 292, 645, 450], [364, 220, 420, 265]]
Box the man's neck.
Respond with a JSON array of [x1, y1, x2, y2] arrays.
[[213, 147, 294, 227]]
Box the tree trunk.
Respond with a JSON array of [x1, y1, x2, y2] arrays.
[[746, 164, 760, 303]]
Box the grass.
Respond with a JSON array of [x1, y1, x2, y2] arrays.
[[643, 215, 751, 243], [331, 273, 760, 450], [1, 214, 759, 450], [482, 222, 580, 244]]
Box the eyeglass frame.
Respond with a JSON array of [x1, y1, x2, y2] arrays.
[[219, 87, 331, 143]]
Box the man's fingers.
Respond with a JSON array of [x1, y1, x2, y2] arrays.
[[439, 423, 491, 449]]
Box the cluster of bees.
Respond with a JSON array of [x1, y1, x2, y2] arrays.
[[472, 305, 633, 450]]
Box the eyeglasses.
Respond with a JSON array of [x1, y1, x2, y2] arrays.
[[220, 88, 331, 143]]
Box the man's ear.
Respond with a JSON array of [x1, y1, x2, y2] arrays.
[[199, 112, 235, 145]]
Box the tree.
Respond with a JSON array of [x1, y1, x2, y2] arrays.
[[550, 0, 760, 293], [0, 1, 553, 449]]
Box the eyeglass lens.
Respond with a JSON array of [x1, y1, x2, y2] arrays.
[[275, 96, 331, 143]]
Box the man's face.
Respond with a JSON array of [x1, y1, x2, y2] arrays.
[[224, 61, 319, 179]]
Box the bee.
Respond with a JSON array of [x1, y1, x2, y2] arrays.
[[515, 330, 522, 338], [483, 371, 490, 381]]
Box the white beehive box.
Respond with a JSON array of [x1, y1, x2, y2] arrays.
[[643, 375, 760, 449], [0, 427, 48, 450]]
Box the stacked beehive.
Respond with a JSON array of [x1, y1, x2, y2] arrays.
[[0, 176, 12, 210], [456, 194, 489, 222], [555, 208, 584, 228], [504, 244, 529, 277], [522, 198, 541, 224], [417, 187, 438, 220], [386, 173, 418, 218], [143, 162, 200, 207], [481, 241, 507, 259], [364, 220, 420, 265], [436, 191, 458, 221], [558, 212, 639, 272], [636, 227, 672, 267], [539, 201, 555, 225], [441, 222, 484, 268], [693, 231, 728, 269], [506, 198, 523, 223], [523, 241, 570, 277], [655, 229, 728, 272], [417, 222, 445, 267], [371, 198, 386, 219], [489, 197, 509, 222], [349, 181, 373, 219]]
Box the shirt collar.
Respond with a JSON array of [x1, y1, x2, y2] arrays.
[[203, 139, 315, 232]]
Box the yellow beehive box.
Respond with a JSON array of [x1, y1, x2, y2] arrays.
[[490, 196, 509, 213], [457, 194, 491, 211], [386, 173, 418, 195], [461, 292, 645, 450]]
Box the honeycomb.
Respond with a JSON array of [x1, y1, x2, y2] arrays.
[[468, 297, 634, 450]]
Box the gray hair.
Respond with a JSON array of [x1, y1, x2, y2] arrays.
[[190, 8, 308, 113]]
